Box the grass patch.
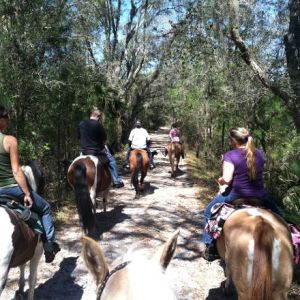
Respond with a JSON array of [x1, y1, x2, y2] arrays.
[[185, 151, 219, 207]]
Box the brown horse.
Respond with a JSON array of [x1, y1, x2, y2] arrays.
[[167, 142, 184, 178], [129, 149, 149, 195], [81, 229, 179, 300], [216, 207, 293, 300], [67, 155, 111, 237]]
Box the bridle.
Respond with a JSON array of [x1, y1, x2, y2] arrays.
[[96, 261, 131, 300]]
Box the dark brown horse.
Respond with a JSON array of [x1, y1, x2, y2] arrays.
[[167, 142, 184, 178], [67, 155, 111, 236], [81, 229, 179, 300], [129, 149, 149, 195], [216, 207, 293, 300]]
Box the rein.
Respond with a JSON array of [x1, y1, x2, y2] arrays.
[[96, 261, 131, 300]]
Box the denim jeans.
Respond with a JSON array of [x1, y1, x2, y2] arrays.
[[105, 148, 122, 184], [124, 147, 155, 166], [201, 192, 283, 245], [0, 185, 55, 243]]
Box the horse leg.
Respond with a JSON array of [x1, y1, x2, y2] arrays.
[[27, 241, 43, 300], [15, 265, 25, 300], [0, 232, 14, 297], [176, 157, 179, 171], [0, 267, 9, 298]]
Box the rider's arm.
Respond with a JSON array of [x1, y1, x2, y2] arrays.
[[4, 135, 33, 207], [218, 161, 234, 185]]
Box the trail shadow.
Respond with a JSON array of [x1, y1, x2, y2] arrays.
[[95, 205, 131, 235], [34, 256, 83, 300], [167, 168, 185, 178], [206, 280, 237, 300], [143, 182, 158, 195]]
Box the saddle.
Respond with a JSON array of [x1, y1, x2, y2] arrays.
[[81, 148, 109, 166], [0, 195, 44, 234]]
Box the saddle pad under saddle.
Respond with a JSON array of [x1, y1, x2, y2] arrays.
[[205, 203, 237, 240]]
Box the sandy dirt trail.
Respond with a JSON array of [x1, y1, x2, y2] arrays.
[[1, 127, 274, 300]]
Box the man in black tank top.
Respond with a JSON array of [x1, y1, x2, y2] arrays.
[[77, 108, 124, 188]]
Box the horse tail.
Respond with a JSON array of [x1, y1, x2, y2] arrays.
[[28, 160, 45, 195], [251, 217, 273, 300], [131, 152, 142, 187], [74, 163, 95, 234]]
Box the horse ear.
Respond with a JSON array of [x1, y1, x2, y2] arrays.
[[151, 229, 179, 271], [81, 236, 110, 286]]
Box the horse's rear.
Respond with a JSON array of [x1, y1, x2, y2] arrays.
[[129, 149, 149, 195], [0, 161, 44, 300], [67, 155, 111, 236], [167, 142, 183, 178], [217, 208, 293, 300]]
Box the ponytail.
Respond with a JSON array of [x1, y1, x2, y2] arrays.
[[229, 127, 257, 180], [245, 136, 256, 180]]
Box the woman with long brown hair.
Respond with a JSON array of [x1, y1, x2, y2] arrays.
[[200, 127, 282, 260]]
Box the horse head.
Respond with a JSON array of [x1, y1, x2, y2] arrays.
[[81, 229, 179, 300]]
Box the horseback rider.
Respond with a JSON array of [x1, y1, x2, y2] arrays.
[[169, 123, 180, 142], [200, 127, 283, 260], [77, 107, 124, 188], [0, 105, 60, 263], [164, 123, 184, 158], [123, 119, 156, 170]]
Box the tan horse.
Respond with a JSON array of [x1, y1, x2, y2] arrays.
[[67, 155, 111, 237], [81, 230, 179, 300], [167, 142, 184, 178], [216, 207, 293, 300], [129, 149, 149, 195]]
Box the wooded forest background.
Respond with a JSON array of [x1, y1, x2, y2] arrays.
[[0, 0, 299, 216]]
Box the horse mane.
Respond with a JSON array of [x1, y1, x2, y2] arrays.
[[28, 160, 45, 195], [251, 217, 273, 300], [124, 256, 176, 300]]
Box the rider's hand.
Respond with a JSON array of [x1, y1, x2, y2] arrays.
[[24, 194, 33, 208], [218, 177, 226, 185]]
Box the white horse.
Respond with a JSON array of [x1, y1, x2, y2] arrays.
[[0, 161, 44, 300], [81, 230, 179, 300]]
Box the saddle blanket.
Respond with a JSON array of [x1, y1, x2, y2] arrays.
[[205, 202, 300, 265]]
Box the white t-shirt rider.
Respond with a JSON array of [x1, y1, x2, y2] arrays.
[[129, 127, 150, 149]]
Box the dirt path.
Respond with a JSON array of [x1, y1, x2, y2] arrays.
[[2, 127, 299, 299]]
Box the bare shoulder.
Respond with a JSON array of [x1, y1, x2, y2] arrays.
[[3, 135, 17, 151]]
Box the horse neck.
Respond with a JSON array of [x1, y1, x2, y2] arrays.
[[104, 259, 175, 300]]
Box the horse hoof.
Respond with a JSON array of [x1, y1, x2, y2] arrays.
[[14, 290, 25, 300]]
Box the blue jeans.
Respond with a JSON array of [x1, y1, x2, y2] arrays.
[[124, 147, 155, 166], [105, 148, 122, 184], [0, 185, 55, 244], [201, 192, 283, 245]]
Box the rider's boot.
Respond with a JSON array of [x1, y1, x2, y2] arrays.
[[44, 241, 61, 263]]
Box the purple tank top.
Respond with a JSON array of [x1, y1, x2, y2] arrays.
[[223, 148, 266, 198]]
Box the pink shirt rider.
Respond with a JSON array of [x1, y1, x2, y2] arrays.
[[169, 128, 180, 142]]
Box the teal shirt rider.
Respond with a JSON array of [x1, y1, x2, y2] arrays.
[[0, 132, 17, 187]]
